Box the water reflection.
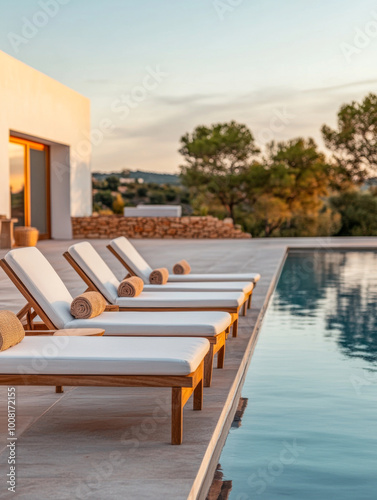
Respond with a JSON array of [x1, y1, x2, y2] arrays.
[[231, 398, 248, 428], [216, 251, 377, 500], [326, 282, 377, 365], [276, 251, 377, 365], [275, 251, 346, 315], [206, 464, 232, 500]]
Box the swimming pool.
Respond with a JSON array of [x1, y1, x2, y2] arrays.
[[215, 251, 377, 500]]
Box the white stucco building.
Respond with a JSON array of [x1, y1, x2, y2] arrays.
[[0, 50, 91, 239]]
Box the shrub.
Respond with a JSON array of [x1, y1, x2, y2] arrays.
[[93, 190, 114, 209], [112, 193, 125, 214], [329, 190, 377, 236]]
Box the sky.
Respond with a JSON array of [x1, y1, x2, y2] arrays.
[[1, 0, 377, 173]]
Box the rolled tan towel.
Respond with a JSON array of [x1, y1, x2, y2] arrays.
[[149, 267, 169, 285], [0, 310, 25, 352], [118, 276, 144, 297], [173, 259, 191, 275], [70, 292, 107, 319]]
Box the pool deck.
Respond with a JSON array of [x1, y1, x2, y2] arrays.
[[1, 237, 377, 500]]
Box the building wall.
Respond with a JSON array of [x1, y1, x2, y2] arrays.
[[0, 50, 91, 238]]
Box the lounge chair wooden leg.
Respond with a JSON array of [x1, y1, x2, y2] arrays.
[[242, 301, 247, 316], [193, 378, 203, 411], [171, 388, 183, 445], [232, 318, 239, 338], [248, 293, 252, 309], [55, 386, 63, 394], [204, 345, 214, 387], [217, 344, 226, 369]]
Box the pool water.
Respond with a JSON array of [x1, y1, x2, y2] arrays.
[[217, 251, 377, 500]]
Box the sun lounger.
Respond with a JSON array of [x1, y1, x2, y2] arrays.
[[0, 247, 232, 386], [66, 243, 254, 316], [0, 334, 209, 444], [63, 242, 243, 336], [107, 236, 260, 310]]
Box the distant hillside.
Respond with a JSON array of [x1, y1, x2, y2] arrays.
[[129, 170, 181, 185], [92, 170, 181, 186]]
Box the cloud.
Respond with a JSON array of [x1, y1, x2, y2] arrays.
[[108, 86, 302, 142], [155, 93, 224, 105], [304, 78, 377, 93], [92, 82, 376, 173]]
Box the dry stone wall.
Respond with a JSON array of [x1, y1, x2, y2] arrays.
[[72, 215, 251, 239]]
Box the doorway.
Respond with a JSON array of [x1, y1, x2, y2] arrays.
[[9, 136, 50, 239]]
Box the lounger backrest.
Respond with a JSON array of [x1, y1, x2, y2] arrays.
[[109, 237, 153, 284], [67, 242, 119, 303], [4, 247, 74, 329]]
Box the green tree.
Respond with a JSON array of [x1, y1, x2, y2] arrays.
[[106, 175, 120, 192], [149, 191, 165, 204], [245, 138, 332, 236], [179, 121, 260, 221], [137, 186, 148, 197], [179, 190, 190, 205], [165, 188, 177, 202], [123, 190, 136, 200], [93, 190, 114, 209], [321, 93, 377, 184], [329, 190, 377, 236], [267, 138, 330, 213]]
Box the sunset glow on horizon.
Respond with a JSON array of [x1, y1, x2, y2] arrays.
[[1, 0, 377, 173]]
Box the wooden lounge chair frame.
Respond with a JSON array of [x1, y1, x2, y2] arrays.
[[106, 244, 253, 317], [64, 250, 241, 337], [0, 358, 204, 445], [0, 258, 226, 387]]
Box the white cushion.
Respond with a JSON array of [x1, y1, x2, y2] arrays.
[[64, 311, 231, 336], [0, 336, 210, 376], [69, 242, 245, 307], [67, 242, 119, 303], [142, 281, 254, 294], [4, 247, 73, 330], [3, 248, 234, 335], [109, 237, 260, 283], [114, 290, 244, 309], [168, 272, 261, 283], [109, 237, 153, 283]]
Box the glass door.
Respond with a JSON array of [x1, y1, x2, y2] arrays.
[[9, 141, 26, 226], [9, 137, 50, 239]]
